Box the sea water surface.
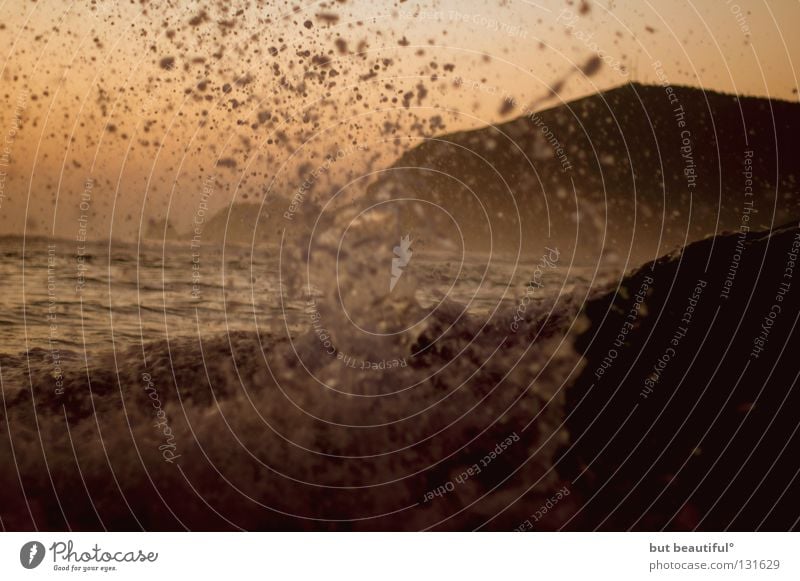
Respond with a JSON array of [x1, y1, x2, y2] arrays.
[[0, 235, 609, 359]]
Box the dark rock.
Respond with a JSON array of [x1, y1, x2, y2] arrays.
[[560, 222, 800, 530]]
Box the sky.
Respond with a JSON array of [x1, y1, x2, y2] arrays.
[[0, 0, 797, 239]]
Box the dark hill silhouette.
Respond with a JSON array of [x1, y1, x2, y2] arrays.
[[367, 82, 800, 265]]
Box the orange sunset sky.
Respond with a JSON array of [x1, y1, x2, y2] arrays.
[[0, 0, 797, 240]]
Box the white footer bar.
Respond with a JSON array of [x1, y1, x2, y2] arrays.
[[1, 533, 797, 580]]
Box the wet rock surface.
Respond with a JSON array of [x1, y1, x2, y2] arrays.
[[561, 222, 800, 530]]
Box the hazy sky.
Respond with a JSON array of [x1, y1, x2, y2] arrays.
[[0, 0, 797, 239]]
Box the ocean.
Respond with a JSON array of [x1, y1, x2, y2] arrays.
[[0, 235, 606, 359], [0, 231, 616, 531]]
